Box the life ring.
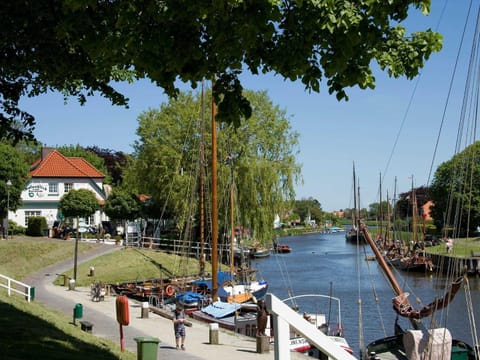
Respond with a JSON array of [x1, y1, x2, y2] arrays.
[[165, 285, 175, 297]]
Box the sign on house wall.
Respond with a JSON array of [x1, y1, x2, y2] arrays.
[[26, 184, 48, 198]]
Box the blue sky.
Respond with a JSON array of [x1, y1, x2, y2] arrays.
[[20, 1, 476, 212]]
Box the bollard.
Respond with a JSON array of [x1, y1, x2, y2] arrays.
[[68, 278, 76, 291], [209, 323, 219, 345], [141, 302, 149, 319], [256, 335, 270, 353], [89, 266, 95, 277]]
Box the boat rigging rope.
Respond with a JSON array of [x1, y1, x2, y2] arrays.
[[273, 242, 296, 307], [361, 243, 387, 337], [171, 107, 204, 276], [464, 277, 480, 356], [426, 0, 475, 186]]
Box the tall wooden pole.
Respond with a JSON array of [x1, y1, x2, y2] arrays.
[[199, 82, 206, 276], [211, 79, 218, 301], [230, 164, 235, 274]]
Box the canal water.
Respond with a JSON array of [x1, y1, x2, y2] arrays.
[[252, 231, 480, 357]]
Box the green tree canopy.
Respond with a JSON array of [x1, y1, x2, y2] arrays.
[[0, 144, 30, 218], [368, 200, 392, 221], [58, 188, 99, 220], [2, 1, 442, 143], [125, 89, 300, 244], [104, 189, 141, 223], [293, 198, 323, 224], [429, 142, 480, 237]]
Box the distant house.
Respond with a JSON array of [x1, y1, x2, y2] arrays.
[[420, 200, 433, 221], [332, 210, 344, 218], [9, 148, 109, 231]]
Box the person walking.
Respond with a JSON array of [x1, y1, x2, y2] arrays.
[[173, 304, 186, 350]]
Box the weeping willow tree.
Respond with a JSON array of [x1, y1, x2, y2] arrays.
[[125, 91, 203, 235], [217, 90, 300, 244], [124, 89, 301, 246]]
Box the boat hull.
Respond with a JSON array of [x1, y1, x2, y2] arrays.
[[365, 332, 477, 360]]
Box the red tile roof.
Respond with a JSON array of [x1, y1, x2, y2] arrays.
[[29, 150, 105, 178]]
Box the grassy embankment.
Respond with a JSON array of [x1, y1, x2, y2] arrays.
[[0, 237, 219, 360]]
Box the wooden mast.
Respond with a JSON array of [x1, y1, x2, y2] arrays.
[[211, 78, 219, 301], [352, 163, 358, 233], [411, 176, 418, 244], [361, 223, 403, 296], [379, 172, 383, 244], [230, 163, 235, 274], [199, 81, 206, 275]]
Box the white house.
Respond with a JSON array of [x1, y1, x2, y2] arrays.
[[9, 148, 109, 231]]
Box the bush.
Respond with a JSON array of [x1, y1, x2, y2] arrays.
[[26, 216, 48, 237], [8, 220, 26, 235]]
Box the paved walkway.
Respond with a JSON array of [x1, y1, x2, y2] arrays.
[[23, 242, 305, 360]]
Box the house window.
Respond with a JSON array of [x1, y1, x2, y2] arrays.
[[49, 183, 58, 194], [25, 211, 41, 227], [80, 216, 95, 226], [64, 183, 73, 193]]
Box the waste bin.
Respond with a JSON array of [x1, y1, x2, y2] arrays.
[[74, 303, 83, 319], [68, 278, 75, 290], [29, 287, 35, 301], [134, 337, 160, 360], [89, 266, 95, 277]]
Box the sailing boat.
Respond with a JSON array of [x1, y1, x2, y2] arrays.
[[379, 179, 434, 272], [189, 81, 268, 332], [360, 222, 476, 359], [345, 164, 366, 244], [396, 184, 435, 272]]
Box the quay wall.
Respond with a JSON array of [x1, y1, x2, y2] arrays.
[[430, 253, 480, 275]]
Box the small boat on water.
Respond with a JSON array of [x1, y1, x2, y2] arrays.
[[190, 271, 268, 303], [281, 293, 353, 356], [345, 227, 367, 244], [250, 247, 271, 258], [190, 300, 259, 336], [272, 238, 291, 253], [274, 244, 291, 253], [398, 250, 435, 272]]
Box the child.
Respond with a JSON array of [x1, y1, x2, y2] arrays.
[[173, 304, 186, 350]]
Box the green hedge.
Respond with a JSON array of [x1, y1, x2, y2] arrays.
[[26, 216, 48, 237]]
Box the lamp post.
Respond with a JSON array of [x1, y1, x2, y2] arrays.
[[6, 180, 12, 240]]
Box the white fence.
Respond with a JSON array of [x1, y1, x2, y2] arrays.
[[0, 274, 34, 302], [265, 293, 357, 360]]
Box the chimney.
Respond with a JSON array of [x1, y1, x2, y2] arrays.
[[42, 147, 54, 159]]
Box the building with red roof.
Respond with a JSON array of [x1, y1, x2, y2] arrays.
[[9, 148, 109, 231]]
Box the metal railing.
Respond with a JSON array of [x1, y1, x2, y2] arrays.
[[0, 274, 34, 302]]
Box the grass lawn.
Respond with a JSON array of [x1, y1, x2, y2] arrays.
[[0, 291, 135, 359], [426, 237, 480, 257], [56, 246, 222, 287]]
